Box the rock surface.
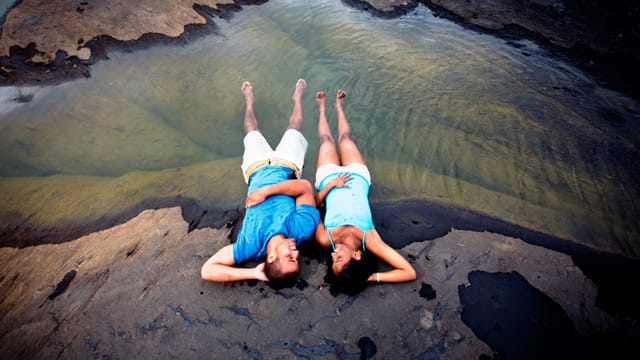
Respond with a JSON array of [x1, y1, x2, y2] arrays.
[[1, 1, 639, 357], [2, 0, 639, 95], [0, 0, 233, 62], [352, 0, 640, 55], [1, 207, 636, 358], [0, 0, 264, 85]]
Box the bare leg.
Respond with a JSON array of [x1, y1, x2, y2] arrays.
[[336, 90, 365, 165], [287, 79, 307, 130], [242, 81, 258, 133], [316, 91, 340, 168]]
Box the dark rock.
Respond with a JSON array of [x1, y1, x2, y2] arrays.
[[459, 271, 587, 360], [419, 282, 436, 300], [48, 270, 77, 301], [357, 336, 377, 359]]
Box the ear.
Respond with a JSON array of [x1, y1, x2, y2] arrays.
[[353, 250, 362, 260], [267, 253, 277, 264]]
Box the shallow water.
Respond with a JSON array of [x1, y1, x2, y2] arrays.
[[0, 0, 17, 20], [1, 0, 639, 255]]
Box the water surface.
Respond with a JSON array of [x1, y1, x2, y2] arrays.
[[1, 0, 638, 255]]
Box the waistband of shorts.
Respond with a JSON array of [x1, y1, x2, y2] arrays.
[[245, 158, 299, 180]]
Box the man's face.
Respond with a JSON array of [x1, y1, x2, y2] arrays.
[[276, 238, 300, 274]]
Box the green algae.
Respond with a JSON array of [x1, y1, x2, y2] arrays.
[[0, 158, 245, 225]]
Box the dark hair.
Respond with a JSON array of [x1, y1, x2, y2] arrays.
[[325, 252, 378, 296], [264, 258, 298, 289]]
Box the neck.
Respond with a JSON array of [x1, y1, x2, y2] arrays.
[[335, 230, 362, 250], [266, 234, 286, 254]]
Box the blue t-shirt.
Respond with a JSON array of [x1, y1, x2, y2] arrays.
[[233, 166, 320, 264]]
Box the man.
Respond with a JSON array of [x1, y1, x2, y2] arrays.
[[201, 79, 319, 283]]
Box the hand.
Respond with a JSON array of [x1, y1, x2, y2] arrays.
[[245, 188, 268, 208], [331, 173, 352, 188], [254, 263, 268, 282]]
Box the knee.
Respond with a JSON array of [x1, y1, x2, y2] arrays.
[[320, 134, 334, 144], [338, 132, 352, 143]]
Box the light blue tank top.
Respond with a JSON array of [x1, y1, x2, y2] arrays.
[[326, 229, 367, 252], [320, 173, 375, 233]]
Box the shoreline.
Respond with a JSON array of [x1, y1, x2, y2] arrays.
[[344, 0, 640, 100], [1, 206, 638, 358], [1, 2, 639, 356], [3, 193, 639, 319]]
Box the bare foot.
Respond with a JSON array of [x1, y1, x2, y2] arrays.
[[292, 79, 307, 101], [316, 91, 325, 107], [242, 81, 253, 104], [336, 89, 346, 107]]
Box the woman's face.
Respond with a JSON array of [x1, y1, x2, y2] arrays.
[[331, 243, 356, 275]]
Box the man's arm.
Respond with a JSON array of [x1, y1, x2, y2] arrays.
[[201, 244, 268, 282], [245, 179, 315, 207]]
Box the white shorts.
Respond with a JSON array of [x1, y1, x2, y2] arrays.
[[241, 129, 308, 183], [315, 163, 371, 189]]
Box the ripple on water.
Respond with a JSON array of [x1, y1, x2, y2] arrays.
[[0, 0, 638, 255]]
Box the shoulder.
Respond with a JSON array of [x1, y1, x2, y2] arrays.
[[363, 228, 385, 250], [295, 204, 320, 222], [286, 204, 320, 238], [233, 227, 262, 264]]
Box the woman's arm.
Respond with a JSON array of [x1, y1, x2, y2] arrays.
[[314, 221, 331, 248], [314, 173, 352, 205], [364, 229, 417, 283], [201, 244, 268, 282]]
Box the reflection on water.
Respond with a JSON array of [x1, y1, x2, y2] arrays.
[[0, 0, 638, 256]]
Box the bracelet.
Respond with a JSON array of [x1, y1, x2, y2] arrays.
[[376, 272, 380, 283]]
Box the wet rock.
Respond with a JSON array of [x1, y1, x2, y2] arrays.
[[13, 92, 33, 103], [357, 336, 377, 359], [0, 209, 637, 358], [459, 271, 587, 360], [0, 0, 234, 61], [0, 0, 265, 86], [419, 282, 437, 300], [419, 310, 435, 330], [342, 0, 419, 17], [48, 270, 77, 301]]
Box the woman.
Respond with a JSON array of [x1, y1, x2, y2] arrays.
[[314, 89, 416, 294]]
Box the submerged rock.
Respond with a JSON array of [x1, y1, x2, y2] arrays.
[[352, 0, 640, 98]]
